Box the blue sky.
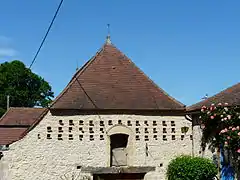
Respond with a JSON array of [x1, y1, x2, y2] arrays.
[[0, 0, 239, 106]]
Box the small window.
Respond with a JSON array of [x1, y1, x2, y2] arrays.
[[136, 135, 140, 140], [79, 120, 84, 125], [163, 135, 167, 141], [181, 135, 184, 140], [145, 128, 149, 133], [144, 121, 148, 126], [118, 120, 122, 124], [162, 121, 167, 126], [100, 121, 104, 126], [171, 121, 175, 126], [108, 120, 113, 125], [153, 121, 157, 126], [136, 128, 140, 133], [89, 128, 94, 133], [89, 121, 94, 126], [47, 127, 52, 132], [69, 120, 74, 125], [190, 135, 193, 140], [171, 128, 176, 133], [153, 135, 158, 140], [69, 134, 73, 140], [69, 127, 73, 132], [163, 128, 167, 133], [172, 135, 176, 140], [100, 128, 104, 133], [58, 134, 63, 140], [90, 135, 94, 141], [100, 135, 104, 140], [136, 121, 140, 126], [145, 135, 149, 141], [59, 120, 64, 125], [79, 127, 84, 133], [127, 121, 132, 126], [79, 135, 83, 141], [58, 127, 63, 132], [47, 134, 51, 139], [153, 128, 157, 133]]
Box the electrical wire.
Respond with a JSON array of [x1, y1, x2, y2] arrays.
[[29, 0, 64, 69]]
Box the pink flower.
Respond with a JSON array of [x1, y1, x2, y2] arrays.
[[237, 149, 240, 153], [201, 109, 205, 112], [225, 141, 228, 145], [229, 126, 233, 129], [218, 103, 222, 106], [210, 116, 214, 119], [232, 127, 236, 131], [224, 117, 227, 121], [211, 103, 215, 106], [227, 136, 231, 140], [227, 115, 231, 120], [201, 124, 205, 129], [207, 111, 211, 115], [202, 106, 206, 109], [220, 129, 225, 134], [224, 103, 229, 106], [237, 126, 240, 130], [214, 114, 217, 116], [238, 132, 240, 136], [220, 115, 224, 118], [210, 107, 214, 111]]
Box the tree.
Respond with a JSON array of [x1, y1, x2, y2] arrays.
[[200, 103, 240, 178], [0, 60, 54, 117]]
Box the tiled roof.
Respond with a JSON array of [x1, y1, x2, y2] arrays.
[[0, 107, 47, 145], [187, 82, 240, 112], [51, 43, 185, 110], [0, 128, 27, 145], [0, 107, 46, 126]]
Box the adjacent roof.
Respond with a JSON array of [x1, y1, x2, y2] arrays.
[[51, 43, 185, 110], [187, 82, 240, 112], [0, 128, 27, 145], [0, 107, 47, 145], [0, 107, 46, 126]]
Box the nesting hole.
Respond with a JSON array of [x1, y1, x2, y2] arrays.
[[69, 120, 74, 126], [171, 121, 175, 126], [171, 128, 176, 133], [163, 135, 167, 141], [145, 128, 149, 133], [90, 135, 94, 141], [58, 134, 63, 140], [163, 128, 167, 133], [136, 121, 140, 126], [89, 128, 94, 133], [79, 135, 83, 141], [145, 135, 149, 141], [127, 121, 132, 126], [136, 135, 140, 140], [136, 128, 140, 133], [108, 120, 113, 125], [181, 135, 184, 140], [47, 134, 52, 139], [58, 127, 63, 133], [69, 134, 73, 140], [153, 128, 157, 133], [79, 120, 84, 125], [100, 121, 104, 126], [100, 135, 104, 140], [47, 127, 52, 132], [162, 121, 167, 126], [89, 121, 94, 126], [172, 135, 176, 140], [59, 120, 64, 125], [79, 127, 84, 133], [153, 121, 157, 126]]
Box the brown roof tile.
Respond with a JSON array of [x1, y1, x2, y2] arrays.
[[187, 82, 240, 112], [0, 128, 27, 145], [0, 107, 46, 126], [51, 43, 185, 110]]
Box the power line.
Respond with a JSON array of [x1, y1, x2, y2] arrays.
[[29, 0, 64, 69]]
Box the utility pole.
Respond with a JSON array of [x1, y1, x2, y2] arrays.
[[7, 95, 10, 110]]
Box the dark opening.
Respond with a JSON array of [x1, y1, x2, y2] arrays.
[[110, 134, 129, 166]]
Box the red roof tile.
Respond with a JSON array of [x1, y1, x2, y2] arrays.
[[0, 128, 27, 145], [187, 82, 240, 112], [0, 107, 46, 126], [51, 43, 185, 110]]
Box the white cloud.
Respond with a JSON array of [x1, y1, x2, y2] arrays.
[[0, 48, 17, 57], [0, 36, 17, 57]]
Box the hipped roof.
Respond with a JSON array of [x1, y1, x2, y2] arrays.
[[187, 82, 240, 112], [51, 43, 185, 111]]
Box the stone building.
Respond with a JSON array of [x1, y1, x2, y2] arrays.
[[0, 39, 194, 180]]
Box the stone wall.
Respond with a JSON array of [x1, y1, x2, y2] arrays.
[[2, 111, 193, 180]]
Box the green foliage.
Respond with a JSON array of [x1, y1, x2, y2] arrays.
[[167, 155, 217, 180], [0, 60, 54, 117]]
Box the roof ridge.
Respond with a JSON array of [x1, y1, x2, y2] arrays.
[[50, 44, 107, 108], [187, 82, 240, 111]]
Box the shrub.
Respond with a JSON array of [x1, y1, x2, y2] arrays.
[[167, 155, 217, 180]]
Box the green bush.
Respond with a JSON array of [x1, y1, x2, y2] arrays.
[[167, 155, 217, 180]]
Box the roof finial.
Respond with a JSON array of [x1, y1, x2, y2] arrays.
[[106, 24, 111, 44]]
